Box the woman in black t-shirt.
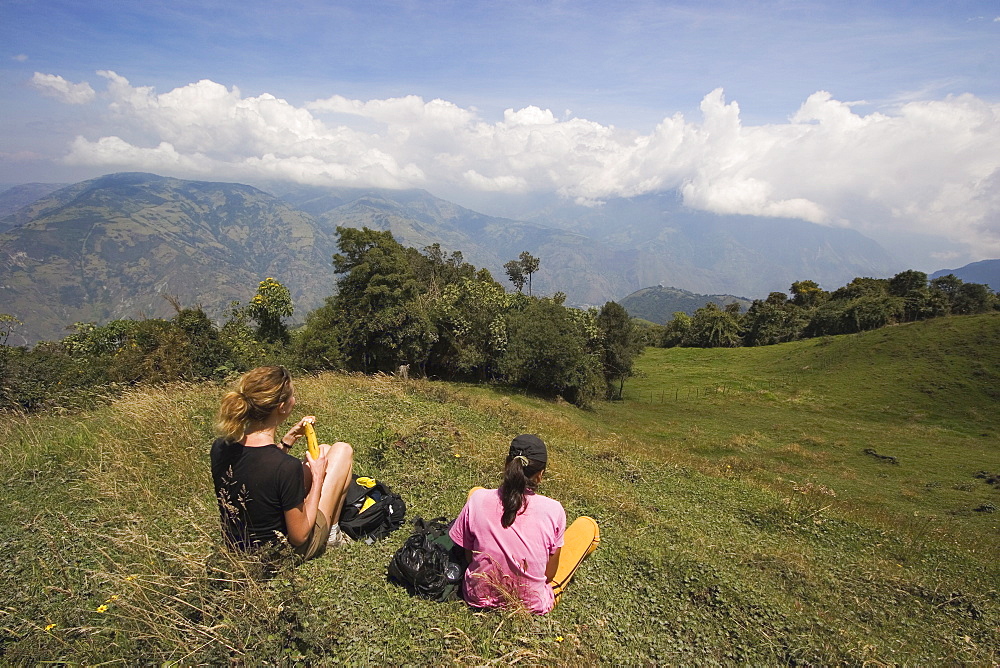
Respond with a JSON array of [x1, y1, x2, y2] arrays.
[[211, 366, 353, 560]]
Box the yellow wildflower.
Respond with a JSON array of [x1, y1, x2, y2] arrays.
[[555, 636, 564, 642], [96, 605, 108, 613], [44, 623, 56, 631]]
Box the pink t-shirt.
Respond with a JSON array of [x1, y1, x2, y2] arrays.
[[449, 487, 566, 615]]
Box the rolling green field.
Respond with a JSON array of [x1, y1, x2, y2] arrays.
[[2, 314, 998, 665]]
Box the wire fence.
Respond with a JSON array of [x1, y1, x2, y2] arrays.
[[632, 378, 791, 403]]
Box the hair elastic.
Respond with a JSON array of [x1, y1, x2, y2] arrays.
[[514, 455, 529, 466]]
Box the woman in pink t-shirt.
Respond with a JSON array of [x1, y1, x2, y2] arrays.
[[449, 434, 599, 614]]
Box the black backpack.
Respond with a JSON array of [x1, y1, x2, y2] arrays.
[[338, 475, 406, 543], [387, 516, 466, 602]]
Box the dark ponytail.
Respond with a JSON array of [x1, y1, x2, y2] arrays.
[[499, 455, 545, 528]]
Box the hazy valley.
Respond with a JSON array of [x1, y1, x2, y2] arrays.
[[1, 172, 910, 343]]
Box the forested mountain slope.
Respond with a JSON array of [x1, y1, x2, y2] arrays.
[[620, 284, 752, 323], [0, 182, 69, 223], [932, 259, 1000, 291], [0, 173, 339, 343]]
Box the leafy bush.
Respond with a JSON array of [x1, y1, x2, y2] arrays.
[[246, 277, 294, 344], [294, 296, 347, 370], [0, 304, 267, 411], [596, 301, 644, 399], [685, 302, 743, 347], [1, 343, 91, 410], [500, 298, 603, 407]]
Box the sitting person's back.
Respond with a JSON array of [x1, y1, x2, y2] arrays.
[[212, 438, 309, 550], [449, 434, 599, 615], [451, 486, 564, 614], [211, 365, 354, 562]]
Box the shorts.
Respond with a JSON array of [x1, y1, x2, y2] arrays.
[[293, 510, 332, 562]]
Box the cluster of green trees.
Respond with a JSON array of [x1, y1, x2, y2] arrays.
[[0, 288, 284, 410], [654, 270, 998, 349], [295, 228, 641, 405], [0, 228, 643, 411]]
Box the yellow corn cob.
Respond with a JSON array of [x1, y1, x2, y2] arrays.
[[303, 421, 320, 459]]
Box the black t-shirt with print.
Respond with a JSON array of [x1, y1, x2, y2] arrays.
[[210, 438, 306, 549]]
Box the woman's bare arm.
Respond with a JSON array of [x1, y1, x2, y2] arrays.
[[283, 445, 328, 546]]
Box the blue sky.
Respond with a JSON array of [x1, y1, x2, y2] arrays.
[[2, 0, 1000, 267], [6, 1, 997, 125]]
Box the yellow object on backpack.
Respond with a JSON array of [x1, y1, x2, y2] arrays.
[[356, 478, 377, 513], [339, 474, 406, 541]]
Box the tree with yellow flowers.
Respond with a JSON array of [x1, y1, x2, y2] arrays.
[[246, 277, 294, 344]]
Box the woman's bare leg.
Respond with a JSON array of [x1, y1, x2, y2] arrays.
[[318, 442, 354, 523]]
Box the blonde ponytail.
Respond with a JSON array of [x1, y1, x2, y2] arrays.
[[214, 366, 293, 443], [215, 390, 252, 442]]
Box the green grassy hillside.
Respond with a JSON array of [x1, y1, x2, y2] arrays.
[[2, 315, 997, 664], [592, 313, 1000, 531]]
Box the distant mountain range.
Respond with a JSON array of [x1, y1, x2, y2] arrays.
[[931, 259, 1000, 291], [619, 286, 752, 325], [0, 183, 68, 220], [0, 173, 339, 344], [452, 190, 900, 296], [1, 172, 910, 343]]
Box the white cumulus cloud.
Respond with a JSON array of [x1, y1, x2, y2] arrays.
[[43, 72, 1000, 259], [30, 72, 95, 104]]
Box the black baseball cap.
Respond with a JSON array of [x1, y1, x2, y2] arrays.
[[509, 434, 547, 464]]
